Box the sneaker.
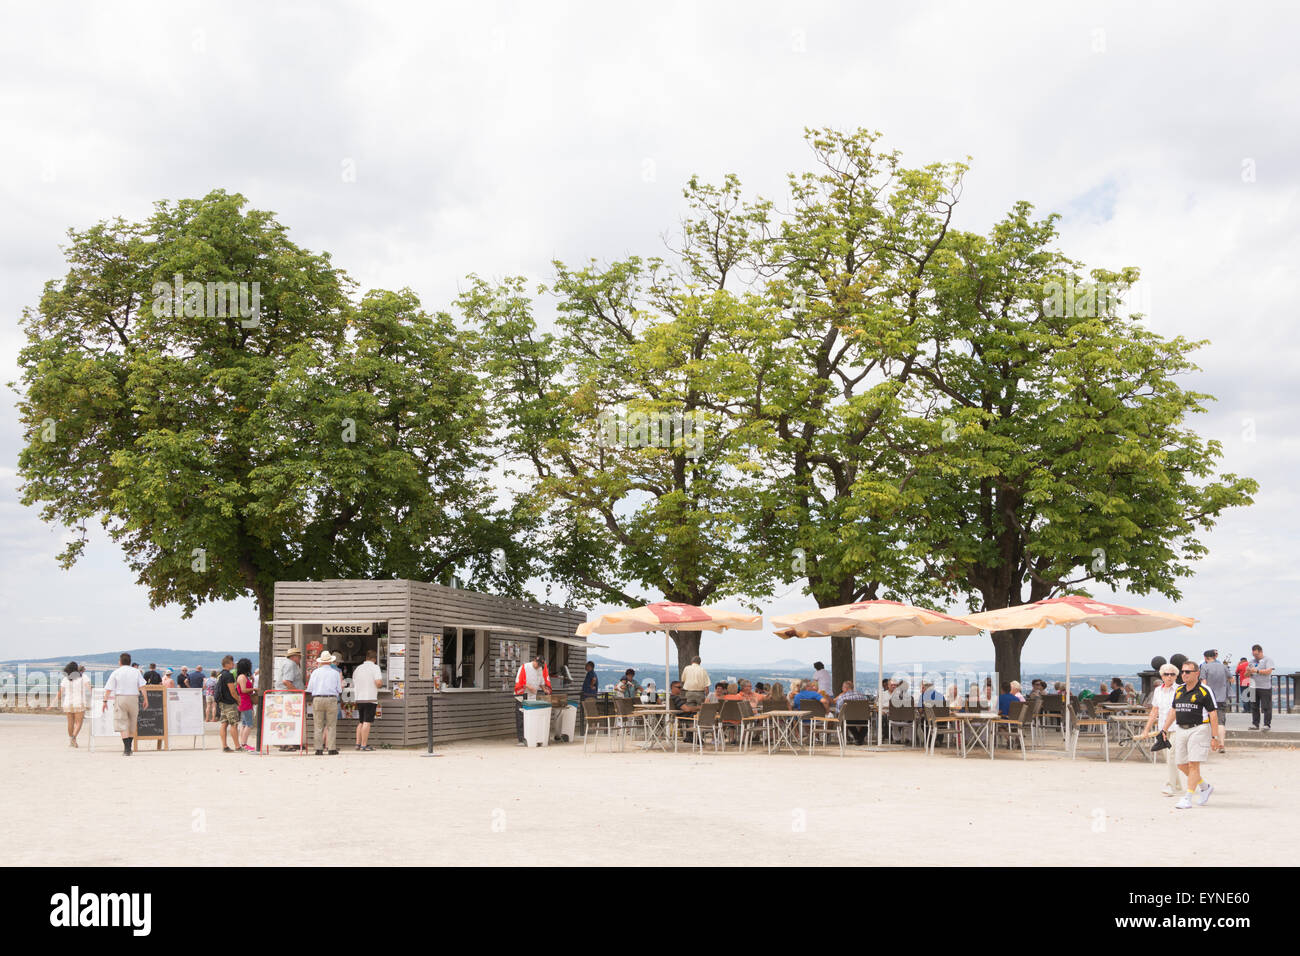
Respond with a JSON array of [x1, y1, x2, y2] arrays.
[[314, 749, 324, 756], [243, 745, 256, 752], [1196, 783, 1214, 806], [1161, 784, 1177, 797], [1174, 793, 1195, 810], [223, 747, 234, 753], [517, 740, 527, 747], [328, 749, 339, 755], [1262, 726, 1271, 732], [1250, 725, 1260, 730]]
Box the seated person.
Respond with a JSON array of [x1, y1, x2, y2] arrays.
[[1009, 680, 1026, 702], [996, 681, 1019, 717], [790, 679, 825, 715], [1123, 682, 1139, 704], [764, 682, 788, 710], [919, 681, 944, 705], [668, 680, 700, 715], [706, 680, 729, 703], [616, 669, 641, 698], [1027, 679, 1047, 698], [1103, 677, 1125, 704]]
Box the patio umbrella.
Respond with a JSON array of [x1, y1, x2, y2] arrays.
[[576, 602, 764, 712], [772, 600, 982, 746], [961, 595, 1196, 749]]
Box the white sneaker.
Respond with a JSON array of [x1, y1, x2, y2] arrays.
[[1174, 793, 1194, 809], [1161, 784, 1177, 796], [1196, 783, 1214, 806]]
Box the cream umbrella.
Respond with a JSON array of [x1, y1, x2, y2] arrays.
[[961, 595, 1196, 751], [576, 602, 764, 713], [772, 600, 982, 746]]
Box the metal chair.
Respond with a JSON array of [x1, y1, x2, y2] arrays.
[[888, 705, 919, 747], [839, 699, 873, 747], [1070, 700, 1110, 761], [993, 699, 1036, 759], [925, 704, 960, 754], [582, 699, 622, 754]]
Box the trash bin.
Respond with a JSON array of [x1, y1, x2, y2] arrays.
[[551, 704, 577, 742], [522, 701, 552, 747]]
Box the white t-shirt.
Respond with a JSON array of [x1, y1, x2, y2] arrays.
[[105, 664, 146, 698], [814, 669, 832, 693], [60, 676, 89, 710], [352, 661, 382, 702], [1151, 683, 1177, 729]]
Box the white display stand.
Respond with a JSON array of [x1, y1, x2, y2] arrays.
[[165, 688, 205, 749]]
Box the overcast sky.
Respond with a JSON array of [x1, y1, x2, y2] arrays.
[[2, 1, 1295, 670]]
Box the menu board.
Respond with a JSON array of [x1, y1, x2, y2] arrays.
[[388, 643, 406, 681], [135, 687, 168, 744], [261, 690, 306, 748]]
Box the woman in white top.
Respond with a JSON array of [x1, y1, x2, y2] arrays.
[[1142, 663, 1183, 796], [57, 661, 89, 747]]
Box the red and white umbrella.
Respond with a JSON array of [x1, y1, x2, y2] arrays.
[[962, 595, 1196, 749], [773, 600, 981, 745], [578, 602, 763, 711]]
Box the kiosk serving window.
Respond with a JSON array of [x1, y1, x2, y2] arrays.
[[442, 626, 485, 688], [292, 621, 391, 690]]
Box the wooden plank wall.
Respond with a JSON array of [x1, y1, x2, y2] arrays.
[[273, 579, 587, 747], [406, 581, 587, 745]]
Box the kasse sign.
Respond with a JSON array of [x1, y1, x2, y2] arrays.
[[322, 623, 373, 636]]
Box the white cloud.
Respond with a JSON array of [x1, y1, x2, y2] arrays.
[[1, 0, 1295, 666]]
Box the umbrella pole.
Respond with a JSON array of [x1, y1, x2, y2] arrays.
[[1064, 623, 1073, 755], [665, 631, 670, 714], [877, 637, 885, 747]]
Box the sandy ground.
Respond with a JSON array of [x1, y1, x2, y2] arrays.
[[4, 713, 1296, 866]]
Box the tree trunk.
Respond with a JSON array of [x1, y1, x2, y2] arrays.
[[990, 628, 1031, 686], [670, 630, 700, 678], [830, 636, 854, 692]]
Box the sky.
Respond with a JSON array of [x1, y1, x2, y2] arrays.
[[1, 1, 1296, 669]]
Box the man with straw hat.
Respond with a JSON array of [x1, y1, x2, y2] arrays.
[[306, 650, 342, 755]]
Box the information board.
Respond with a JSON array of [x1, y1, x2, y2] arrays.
[[165, 687, 205, 741], [260, 690, 306, 751]]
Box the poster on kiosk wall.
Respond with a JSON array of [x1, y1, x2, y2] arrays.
[[260, 690, 307, 751]]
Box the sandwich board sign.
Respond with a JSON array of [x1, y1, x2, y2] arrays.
[[165, 687, 205, 748], [259, 689, 307, 753]]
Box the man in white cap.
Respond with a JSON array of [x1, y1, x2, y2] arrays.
[[306, 651, 342, 755]]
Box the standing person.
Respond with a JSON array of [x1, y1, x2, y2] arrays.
[[143, 663, 162, 686], [1160, 660, 1222, 809], [175, 666, 189, 689], [215, 655, 240, 752], [1246, 644, 1275, 731], [680, 655, 711, 704], [202, 667, 217, 722], [57, 662, 89, 747], [102, 652, 148, 756], [812, 662, 832, 694], [352, 650, 383, 752], [579, 660, 599, 701], [306, 651, 341, 755], [513, 653, 552, 747], [1200, 650, 1230, 748], [234, 658, 257, 752], [1235, 657, 1251, 714], [1142, 663, 1183, 796], [275, 647, 305, 752], [161, 669, 176, 689]]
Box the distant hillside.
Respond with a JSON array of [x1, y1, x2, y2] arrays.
[[1, 648, 256, 670]]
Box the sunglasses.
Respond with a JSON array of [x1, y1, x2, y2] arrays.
[[1181, 668, 1197, 674]]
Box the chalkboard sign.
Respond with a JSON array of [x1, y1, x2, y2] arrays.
[[136, 686, 168, 746]]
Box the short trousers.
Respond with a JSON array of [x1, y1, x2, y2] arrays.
[[356, 702, 377, 724], [219, 702, 240, 726], [684, 690, 707, 704], [239, 709, 255, 728], [1174, 722, 1211, 764]]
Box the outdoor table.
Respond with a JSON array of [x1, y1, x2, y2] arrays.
[[1111, 714, 1155, 763], [761, 710, 807, 755], [956, 711, 999, 759], [632, 707, 679, 751]]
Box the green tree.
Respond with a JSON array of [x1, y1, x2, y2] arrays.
[[463, 257, 780, 670], [15, 191, 522, 690], [904, 202, 1257, 679]]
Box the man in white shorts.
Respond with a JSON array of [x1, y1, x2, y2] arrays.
[[1160, 660, 1222, 809]]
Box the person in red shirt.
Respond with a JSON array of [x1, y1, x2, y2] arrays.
[[513, 653, 551, 746]]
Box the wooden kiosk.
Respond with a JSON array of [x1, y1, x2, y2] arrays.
[[269, 579, 592, 747]]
